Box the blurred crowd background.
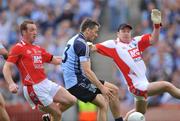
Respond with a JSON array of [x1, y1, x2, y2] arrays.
[[0, 0, 179, 120]]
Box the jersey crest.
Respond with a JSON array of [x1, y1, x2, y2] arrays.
[[128, 47, 140, 59], [32, 54, 43, 69]]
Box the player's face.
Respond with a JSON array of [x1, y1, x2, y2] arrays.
[[25, 24, 37, 43], [117, 27, 132, 43], [87, 25, 99, 42]]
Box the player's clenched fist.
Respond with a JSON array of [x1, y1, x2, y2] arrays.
[[151, 9, 161, 24], [9, 83, 19, 93]]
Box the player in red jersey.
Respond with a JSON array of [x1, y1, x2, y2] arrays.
[[0, 43, 10, 121], [90, 9, 180, 120], [3, 20, 77, 121]]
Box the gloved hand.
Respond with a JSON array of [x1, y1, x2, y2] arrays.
[[151, 9, 161, 24]]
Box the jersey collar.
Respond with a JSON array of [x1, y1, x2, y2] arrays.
[[79, 32, 86, 40]]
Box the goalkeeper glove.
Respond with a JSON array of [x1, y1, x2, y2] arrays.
[[151, 9, 162, 28]]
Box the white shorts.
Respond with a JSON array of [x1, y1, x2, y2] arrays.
[[23, 79, 61, 109], [128, 80, 149, 100], [133, 80, 149, 91]]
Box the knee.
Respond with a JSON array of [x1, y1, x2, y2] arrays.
[[69, 96, 77, 105], [109, 85, 120, 101], [63, 95, 77, 107], [112, 85, 119, 96]]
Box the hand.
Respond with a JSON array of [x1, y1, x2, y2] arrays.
[[87, 42, 97, 51], [151, 9, 161, 24], [56, 56, 62, 63], [101, 86, 114, 101], [9, 83, 19, 93], [87, 42, 93, 47], [52, 56, 62, 65]]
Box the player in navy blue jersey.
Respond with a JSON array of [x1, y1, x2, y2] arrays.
[[61, 18, 123, 121]]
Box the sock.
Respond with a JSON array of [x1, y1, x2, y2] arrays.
[[115, 117, 123, 121]]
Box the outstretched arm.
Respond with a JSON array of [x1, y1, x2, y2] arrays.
[[149, 9, 162, 45]]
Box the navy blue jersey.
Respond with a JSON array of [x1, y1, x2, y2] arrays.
[[61, 33, 90, 89]]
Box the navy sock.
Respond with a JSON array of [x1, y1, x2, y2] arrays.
[[115, 117, 123, 121]]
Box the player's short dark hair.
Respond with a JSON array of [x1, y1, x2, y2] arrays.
[[20, 20, 36, 35], [117, 23, 132, 32], [80, 18, 100, 32]]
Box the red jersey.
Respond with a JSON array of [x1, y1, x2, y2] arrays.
[[7, 41, 53, 86]]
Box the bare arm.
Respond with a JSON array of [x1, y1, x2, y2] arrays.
[[81, 60, 104, 90], [3, 62, 18, 93], [149, 25, 161, 45], [81, 60, 113, 99], [50, 56, 62, 65]]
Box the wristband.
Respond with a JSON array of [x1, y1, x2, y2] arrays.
[[154, 23, 162, 29]]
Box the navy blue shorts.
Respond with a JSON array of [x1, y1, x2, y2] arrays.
[[67, 75, 105, 102]]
